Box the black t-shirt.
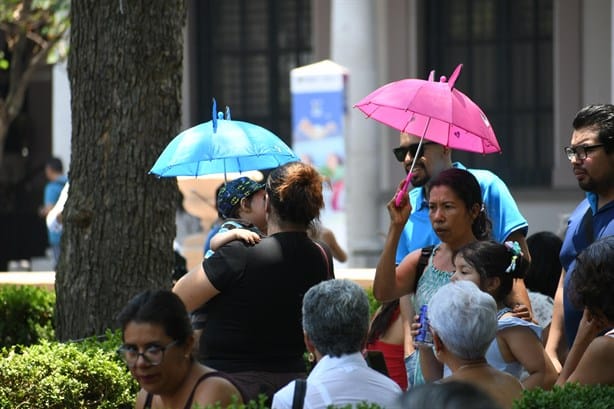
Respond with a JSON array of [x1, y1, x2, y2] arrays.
[[200, 231, 332, 372]]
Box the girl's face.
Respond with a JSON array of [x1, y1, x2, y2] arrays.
[[451, 254, 482, 288]]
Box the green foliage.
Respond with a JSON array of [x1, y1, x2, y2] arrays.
[[0, 284, 55, 347], [0, 331, 138, 408], [513, 383, 614, 409], [0, 0, 71, 69], [365, 287, 381, 317]]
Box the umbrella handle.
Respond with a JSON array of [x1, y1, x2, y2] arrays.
[[395, 171, 413, 208]]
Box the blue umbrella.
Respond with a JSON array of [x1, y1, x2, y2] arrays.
[[150, 101, 299, 177]]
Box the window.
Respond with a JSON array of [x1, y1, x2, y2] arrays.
[[193, 0, 311, 146], [423, 0, 553, 186]]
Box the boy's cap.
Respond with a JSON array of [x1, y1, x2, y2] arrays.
[[217, 177, 265, 218]]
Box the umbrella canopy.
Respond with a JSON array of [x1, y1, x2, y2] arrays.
[[354, 64, 501, 154], [150, 102, 299, 177]]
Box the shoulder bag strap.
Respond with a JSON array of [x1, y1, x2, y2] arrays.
[[292, 379, 307, 409], [580, 206, 594, 245], [315, 241, 334, 279]]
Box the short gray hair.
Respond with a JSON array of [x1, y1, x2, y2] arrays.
[[429, 281, 497, 360], [302, 279, 369, 357]]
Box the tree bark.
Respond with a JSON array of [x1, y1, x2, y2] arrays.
[[56, 0, 185, 340]]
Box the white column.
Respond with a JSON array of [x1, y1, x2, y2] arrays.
[[331, 0, 381, 267], [52, 61, 72, 172]]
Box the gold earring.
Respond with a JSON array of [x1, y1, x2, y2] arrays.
[[307, 352, 315, 363]]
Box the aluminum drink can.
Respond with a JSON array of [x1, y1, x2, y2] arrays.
[[415, 304, 433, 346]]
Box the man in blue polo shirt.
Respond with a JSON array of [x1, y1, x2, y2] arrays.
[[546, 104, 614, 371]]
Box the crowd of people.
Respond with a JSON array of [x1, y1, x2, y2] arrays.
[[112, 102, 614, 409]]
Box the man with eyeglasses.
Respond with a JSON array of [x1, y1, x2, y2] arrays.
[[546, 104, 614, 373]]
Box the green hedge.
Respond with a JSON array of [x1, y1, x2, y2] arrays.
[[0, 284, 55, 347], [0, 330, 138, 408], [1, 285, 611, 408], [513, 383, 614, 409]]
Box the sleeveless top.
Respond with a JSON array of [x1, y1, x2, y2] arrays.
[[484, 308, 542, 379], [143, 371, 244, 409], [412, 245, 454, 312], [408, 245, 454, 386]]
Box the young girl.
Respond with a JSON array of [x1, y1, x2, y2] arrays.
[[451, 240, 557, 390]]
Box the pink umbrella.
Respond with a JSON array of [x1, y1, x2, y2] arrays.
[[355, 64, 500, 153], [354, 64, 501, 205]]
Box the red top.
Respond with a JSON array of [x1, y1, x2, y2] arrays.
[[367, 340, 407, 390]]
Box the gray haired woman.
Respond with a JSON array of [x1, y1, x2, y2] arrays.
[[272, 279, 401, 409], [427, 281, 523, 409]]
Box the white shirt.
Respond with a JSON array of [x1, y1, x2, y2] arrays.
[[272, 352, 402, 409]]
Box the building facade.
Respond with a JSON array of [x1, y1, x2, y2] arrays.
[[47, 0, 612, 267]]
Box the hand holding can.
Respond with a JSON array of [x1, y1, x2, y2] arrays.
[[414, 304, 433, 347]]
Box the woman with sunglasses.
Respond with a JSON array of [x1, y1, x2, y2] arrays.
[[117, 289, 245, 409]]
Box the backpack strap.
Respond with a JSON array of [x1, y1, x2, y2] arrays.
[[292, 379, 307, 409], [415, 245, 434, 290]]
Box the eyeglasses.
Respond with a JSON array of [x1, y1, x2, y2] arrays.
[[564, 144, 605, 161], [117, 340, 179, 368], [392, 142, 435, 162]]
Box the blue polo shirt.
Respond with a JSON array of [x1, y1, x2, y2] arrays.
[[560, 193, 614, 346], [395, 162, 528, 263]]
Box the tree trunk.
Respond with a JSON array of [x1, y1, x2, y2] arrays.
[[56, 0, 185, 340]]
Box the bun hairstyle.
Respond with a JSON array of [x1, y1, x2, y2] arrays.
[[454, 240, 527, 303], [265, 161, 324, 227]]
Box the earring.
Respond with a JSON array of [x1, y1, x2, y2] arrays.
[[307, 352, 315, 363]]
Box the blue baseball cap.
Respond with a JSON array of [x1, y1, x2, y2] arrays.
[[217, 177, 265, 219]]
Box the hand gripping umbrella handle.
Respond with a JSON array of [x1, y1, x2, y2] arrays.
[[395, 171, 413, 208]]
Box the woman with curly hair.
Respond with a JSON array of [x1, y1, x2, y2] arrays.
[[556, 236, 614, 385]]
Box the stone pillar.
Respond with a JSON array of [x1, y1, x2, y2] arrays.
[[552, 0, 581, 188], [52, 61, 72, 170], [330, 0, 381, 267]]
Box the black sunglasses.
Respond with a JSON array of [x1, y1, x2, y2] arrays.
[[392, 142, 435, 162]]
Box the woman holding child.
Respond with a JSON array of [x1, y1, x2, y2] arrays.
[[173, 161, 333, 403]]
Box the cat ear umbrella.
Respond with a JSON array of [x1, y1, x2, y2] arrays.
[[354, 64, 501, 205], [150, 99, 299, 178]]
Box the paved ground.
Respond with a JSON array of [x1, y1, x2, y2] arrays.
[[6, 252, 55, 272]]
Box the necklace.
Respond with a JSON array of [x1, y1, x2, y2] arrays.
[[456, 359, 488, 372]]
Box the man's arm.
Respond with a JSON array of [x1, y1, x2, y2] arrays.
[[545, 269, 566, 372]]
